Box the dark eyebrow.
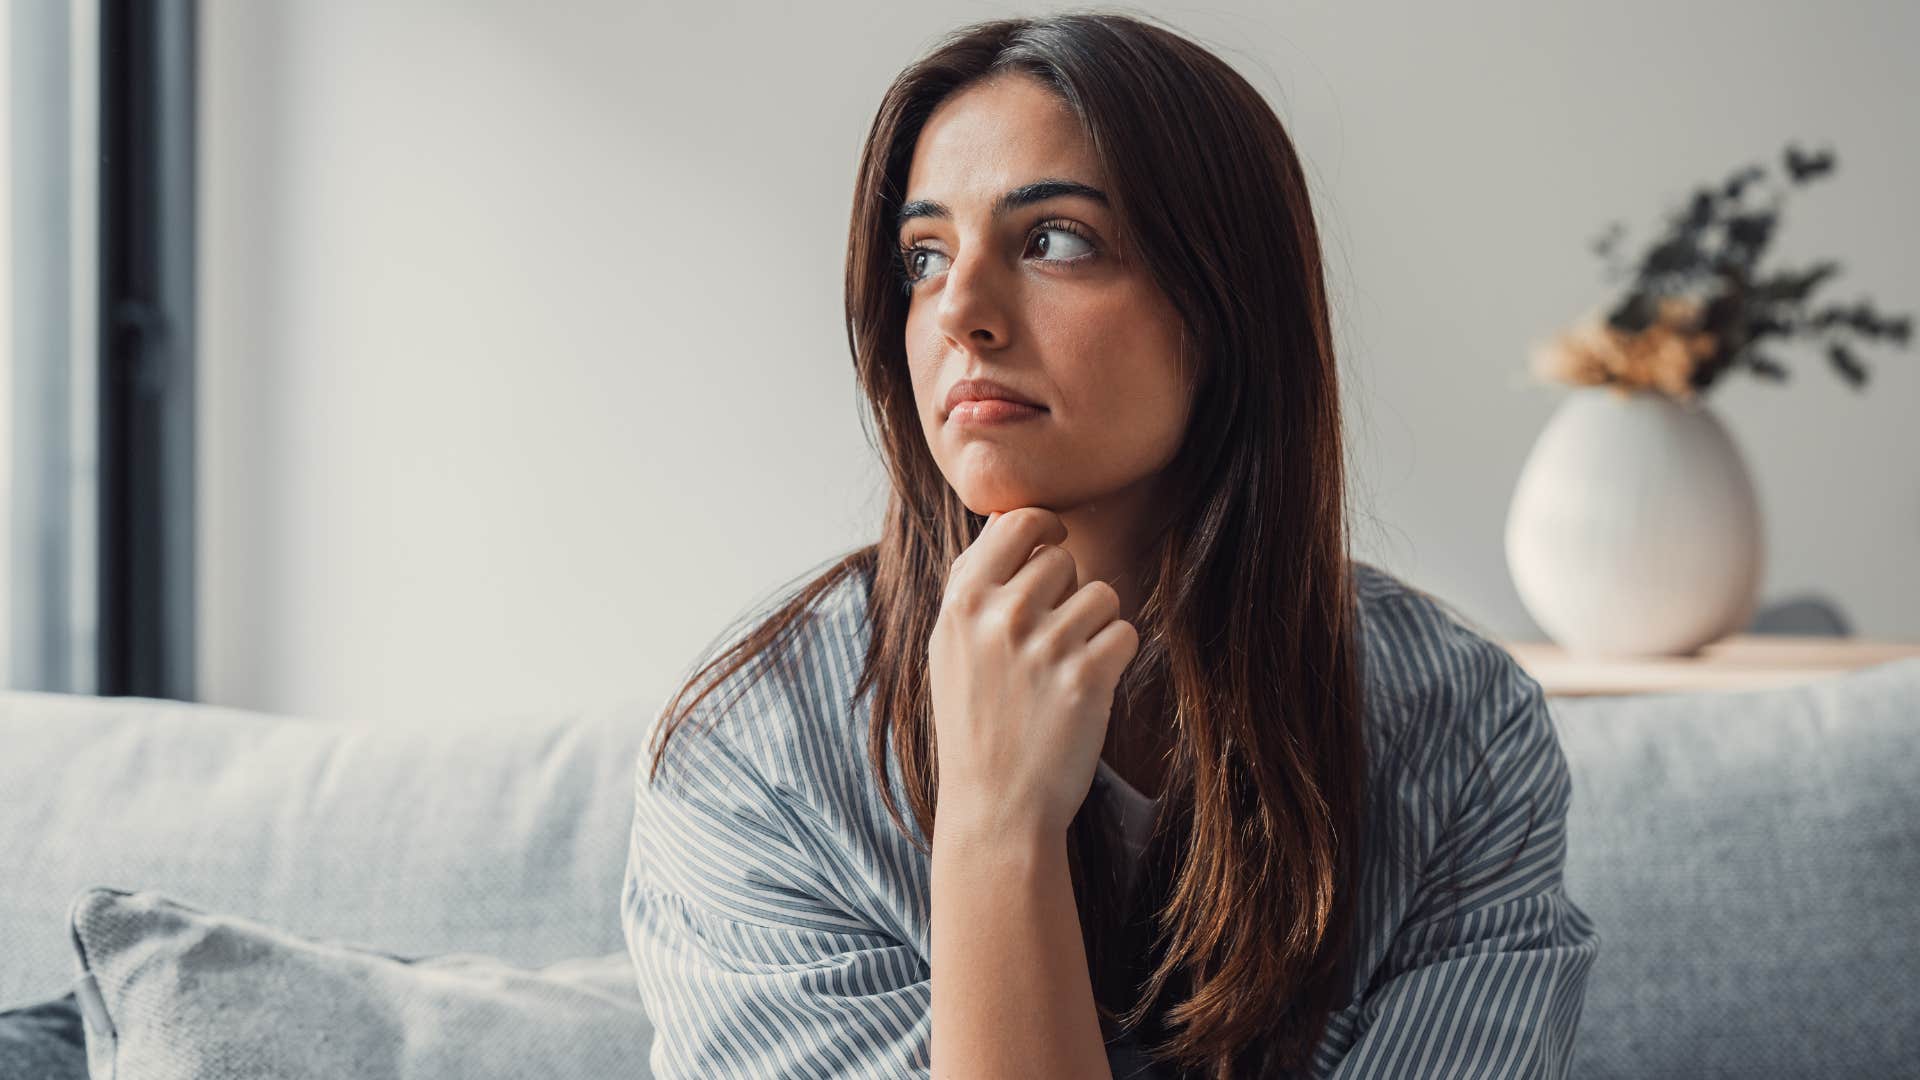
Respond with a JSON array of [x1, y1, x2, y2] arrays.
[[895, 178, 1109, 231]]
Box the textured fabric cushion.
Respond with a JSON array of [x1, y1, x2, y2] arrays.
[[67, 887, 654, 1079], [0, 690, 656, 1006], [0, 992, 87, 1080], [1550, 657, 1920, 1079]]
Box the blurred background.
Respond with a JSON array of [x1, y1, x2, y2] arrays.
[[3, 0, 1914, 725]]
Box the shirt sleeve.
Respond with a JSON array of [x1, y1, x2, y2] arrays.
[[1321, 664, 1602, 1079], [621, 711, 933, 1079]]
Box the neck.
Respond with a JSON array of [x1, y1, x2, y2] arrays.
[[1050, 474, 1171, 626], [1016, 474, 1176, 795]]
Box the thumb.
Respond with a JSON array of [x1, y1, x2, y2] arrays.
[[986, 511, 1000, 528]]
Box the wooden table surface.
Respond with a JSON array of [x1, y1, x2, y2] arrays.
[[1497, 635, 1920, 697]]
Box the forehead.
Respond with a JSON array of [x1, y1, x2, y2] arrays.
[[904, 74, 1101, 198]]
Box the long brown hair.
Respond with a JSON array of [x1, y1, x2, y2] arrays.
[[645, 11, 1521, 1078]]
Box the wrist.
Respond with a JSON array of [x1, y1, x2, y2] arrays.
[[932, 801, 1064, 866]]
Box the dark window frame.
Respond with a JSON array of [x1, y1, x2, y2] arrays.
[[97, 0, 196, 699]]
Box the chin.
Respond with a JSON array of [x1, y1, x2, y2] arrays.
[[953, 483, 1046, 518]]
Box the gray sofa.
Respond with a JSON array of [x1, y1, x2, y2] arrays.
[[3, 657, 1917, 1077]]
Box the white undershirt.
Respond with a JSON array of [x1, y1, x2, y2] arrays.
[[1094, 757, 1159, 897]]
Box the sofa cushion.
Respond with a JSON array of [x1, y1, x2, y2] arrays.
[[0, 690, 655, 1007], [66, 886, 654, 1079], [1550, 657, 1920, 1078]]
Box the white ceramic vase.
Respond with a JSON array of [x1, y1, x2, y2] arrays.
[[1504, 386, 1765, 657]]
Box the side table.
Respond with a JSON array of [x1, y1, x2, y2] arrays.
[[1498, 635, 1920, 697]]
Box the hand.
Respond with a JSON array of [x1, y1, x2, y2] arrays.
[[929, 506, 1141, 840]]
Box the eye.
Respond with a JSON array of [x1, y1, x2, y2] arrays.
[[893, 218, 1100, 293], [1029, 221, 1096, 262], [893, 244, 950, 292]]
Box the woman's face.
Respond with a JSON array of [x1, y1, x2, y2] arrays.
[[898, 73, 1192, 520]]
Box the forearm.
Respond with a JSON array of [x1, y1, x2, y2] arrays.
[[930, 818, 1112, 1079]]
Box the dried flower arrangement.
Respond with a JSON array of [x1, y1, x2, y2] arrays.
[[1531, 143, 1913, 403]]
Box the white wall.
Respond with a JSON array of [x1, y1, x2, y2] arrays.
[[199, 0, 1920, 724], [1, 6, 12, 688]]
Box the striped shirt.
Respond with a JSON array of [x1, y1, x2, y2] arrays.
[[622, 559, 1601, 1078]]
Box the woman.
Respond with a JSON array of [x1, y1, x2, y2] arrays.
[[622, 11, 1600, 1079]]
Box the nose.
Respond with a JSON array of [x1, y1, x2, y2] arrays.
[[932, 245, 1011, 350]]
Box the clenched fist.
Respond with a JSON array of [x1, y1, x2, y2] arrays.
[[930, 506, 1141, 840]]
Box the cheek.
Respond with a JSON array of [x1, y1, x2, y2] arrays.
[[903, 322, 940, 417], [1052, 305, 1186, 433], [1096, 360, 1188, 452]]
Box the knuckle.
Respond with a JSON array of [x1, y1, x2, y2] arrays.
[[1009, 506, 1060, 535], [1056, 655, 1093, 693], [1087, 579, 1120, 609], [945, 581, 985, 617], [977, 600, 1019, 642], [1031, 544, 1072, 569]]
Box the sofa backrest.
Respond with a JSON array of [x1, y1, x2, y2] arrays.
[[1550, 657, 1920, 1079], [0, 690, 655, 1007]]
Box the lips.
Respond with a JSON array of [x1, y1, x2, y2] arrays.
[[948, 398, 1045, 425], [943, 377, 1046, 417]]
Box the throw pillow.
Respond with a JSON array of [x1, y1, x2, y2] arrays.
[[0, 991, 86, 1080], [67, 886, 656, 1080]]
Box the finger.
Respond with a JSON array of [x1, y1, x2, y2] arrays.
[[956, 511, 1000, 572], [1086, 617, 1140, 681], [967, 507, 1067, 586], [1046, 579, 1124, 645], [1007, 543, 1080, 611]]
